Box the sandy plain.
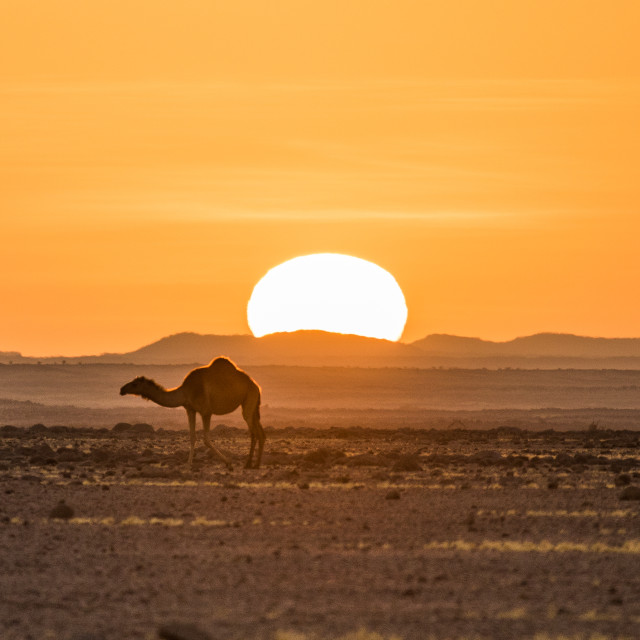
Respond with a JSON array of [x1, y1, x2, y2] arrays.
[[2, 423, 640, 640]]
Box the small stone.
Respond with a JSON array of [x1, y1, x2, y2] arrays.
[[615, 473, 631, 487], [49, 500, 74, 519], [547, 478, 559, 490], [464, 511, 476, 528], [619, 486, 640, 501], [298, 482, 310, 490], [385, 490, 401, 500]]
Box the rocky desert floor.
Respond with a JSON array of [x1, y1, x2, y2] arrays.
[[2, 423, 640, 640]]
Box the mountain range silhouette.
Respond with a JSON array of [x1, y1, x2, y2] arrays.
[[3, 331, 640, 368]]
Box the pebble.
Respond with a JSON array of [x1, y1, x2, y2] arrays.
[[385, 489, 401, 500], [615, 473, 632, 486], [131, 423, 155, 435], [49, 500, 74, 519]]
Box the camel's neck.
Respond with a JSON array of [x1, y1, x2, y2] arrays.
[[141, 384, 185, 408]]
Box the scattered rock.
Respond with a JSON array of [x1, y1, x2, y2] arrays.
[[298, 482, 310, 490], [0, 425, 22, 436], [158, 622, 213, 640], [547, 478, 559, 490], [212, 423, 241, 437], [32, 443, 55, 457], [49, 425, 72, 434], [131, 423, 155, 435], [615, 473, 631, 486], [112, 423, 133, 433], [554, 453, 572, 466], [385, 489, 401, 500], [49, 500, 74, 519], [619, 486, 640, 501], [90, 446, 114, 463], [464, 511, 476, 529]]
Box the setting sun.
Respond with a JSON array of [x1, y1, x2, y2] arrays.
[[247, 254, 408, 341]]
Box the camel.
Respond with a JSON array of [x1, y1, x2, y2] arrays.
[[119, 357, 265, 469]]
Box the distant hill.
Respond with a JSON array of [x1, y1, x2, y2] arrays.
[[2, 331, 640, 368], [412, 333, 640, 359], [115, 330, 422, 366]]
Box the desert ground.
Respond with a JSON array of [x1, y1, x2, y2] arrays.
[[2, 364, 640, 639], [2, 421, 640, 640]]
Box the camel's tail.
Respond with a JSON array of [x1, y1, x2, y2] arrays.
[[244, 376, 262, 426]]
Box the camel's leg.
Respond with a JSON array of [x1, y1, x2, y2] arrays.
[[242, 402, 258, 468], [187, 408, 196, 466], [202, 414, 232, 469], [254, 414, 266, 469], [246, 434, 257, 469], [242, 392, 265, 469]]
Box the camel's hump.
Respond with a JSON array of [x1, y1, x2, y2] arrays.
[[207, 356, 239, 370]]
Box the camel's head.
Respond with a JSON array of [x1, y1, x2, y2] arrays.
[[120, 376, 153, 397]]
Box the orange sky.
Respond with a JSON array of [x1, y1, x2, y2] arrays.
[[1, 1, 639, 356]]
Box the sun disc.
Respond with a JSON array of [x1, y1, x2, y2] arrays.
[[247, 253, 407, 341]]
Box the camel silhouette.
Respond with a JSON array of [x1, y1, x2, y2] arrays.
[[120, 357, 265, 468]]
